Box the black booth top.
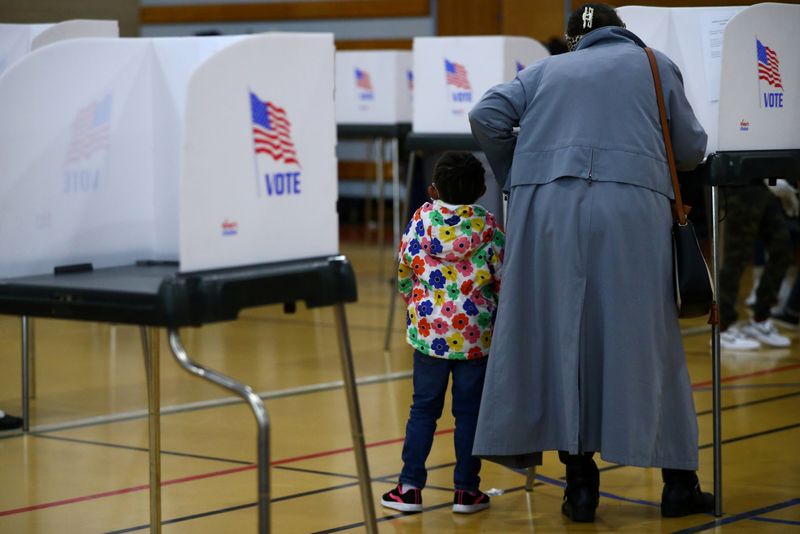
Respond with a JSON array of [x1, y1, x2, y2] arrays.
[[0, 255, 357, 328]]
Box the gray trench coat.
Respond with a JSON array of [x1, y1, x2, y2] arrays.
[[468, 27, 708, 470]]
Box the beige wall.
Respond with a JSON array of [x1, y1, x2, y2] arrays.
[[0, 0, 139, 37]]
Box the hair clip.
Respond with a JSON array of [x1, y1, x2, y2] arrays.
[[582, 6, 594, 29]]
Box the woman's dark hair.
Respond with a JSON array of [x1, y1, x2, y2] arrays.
[[566, 3, 625, 40], [432, 151, 485, 205]]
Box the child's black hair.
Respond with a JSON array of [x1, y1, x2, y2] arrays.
[[431, 151, 485, 205]]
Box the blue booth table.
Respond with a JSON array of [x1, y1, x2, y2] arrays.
[[0, 255, 377, 534]]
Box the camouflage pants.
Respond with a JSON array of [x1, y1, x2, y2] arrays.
[[719, 184, 793, 330]]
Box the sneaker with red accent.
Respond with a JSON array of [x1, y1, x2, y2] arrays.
[[452, 489, 491, 514], [381, 484, 422, 512]]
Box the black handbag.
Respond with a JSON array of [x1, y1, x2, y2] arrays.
[[645, 47, 716, 321]]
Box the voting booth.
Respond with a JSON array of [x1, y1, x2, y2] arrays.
[[618, 3, 799, 154], [0, 33, 375, 534], [0, 34, 338, 278], [412, 36, 548, 133], [0, 20, 118, 76], [336, 50, 412, 125], [620, 2, 800, 516]]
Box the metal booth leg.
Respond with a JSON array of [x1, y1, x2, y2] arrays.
[[391, 137, 401, 254], [333, 304, 378, 533], [375, 137, 386, 276], [21, 316, 33, 432], [139, 326, 162, 534], [525, 466, 537, 492], [709, 185, 723, 517], [384, 150, 417, 352], [167, 329, 271, 534]]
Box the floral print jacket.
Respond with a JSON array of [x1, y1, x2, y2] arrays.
[[397, 200, 504, 360]]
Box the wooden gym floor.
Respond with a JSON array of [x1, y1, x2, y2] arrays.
[[0, 241, 799, 533]]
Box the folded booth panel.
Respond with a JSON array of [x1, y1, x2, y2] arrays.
[[179, 33, 339, 273], [150, 36, 247, 258], [718, 3, 800, 151], [0, 20, 118, 76], [31, 20, 119, 51], [0, 39, 159, 278]]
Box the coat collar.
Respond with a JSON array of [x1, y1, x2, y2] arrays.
[[575, 26, 646, 51]]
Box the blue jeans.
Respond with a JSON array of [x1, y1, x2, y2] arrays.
[[399, 350, 488, 491]]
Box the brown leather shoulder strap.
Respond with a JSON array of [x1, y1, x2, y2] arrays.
[[644, 47, 686, 225]]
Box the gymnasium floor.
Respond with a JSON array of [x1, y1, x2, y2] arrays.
[[0, 241, 799, 533]]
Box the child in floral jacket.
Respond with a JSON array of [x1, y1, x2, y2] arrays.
[[381, 151, 504, 515]]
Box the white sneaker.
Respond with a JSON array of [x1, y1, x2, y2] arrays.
[[720, 325, 760, 350], [740, 319, 791, 348]]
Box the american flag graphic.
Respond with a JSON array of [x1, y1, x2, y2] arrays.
[[355, 68, 373, 91], [407, 69, 414, 91], [445, 59, 471, 90], [516, 61, 525, 73], [757, 38, 783, 90], [65, 94, 111, 163], [250, 91, 300, 167]]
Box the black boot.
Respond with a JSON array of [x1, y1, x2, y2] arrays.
[[661, 469, 714, 517], [559, 451, 599, 522]]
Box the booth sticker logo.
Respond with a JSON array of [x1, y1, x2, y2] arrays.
[[63, 93, 112, 195], [756, 38, 784, 109], [445, 59, 472, 105], [739, 119, 750, 132], [355, 68, 374, 101], [221, 218, 238, 236], [250, 91, 302, 198]]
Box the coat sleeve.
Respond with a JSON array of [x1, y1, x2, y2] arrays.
[[660, 55, 708, 171], [468, 77, 527, 191], [397, 213, 417, 303]]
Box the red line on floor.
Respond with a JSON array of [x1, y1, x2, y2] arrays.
[[0, 465, 254, 517], [271, 428, 454, 466], [2, 363, 797, 517], [691, 362, 800, 389]]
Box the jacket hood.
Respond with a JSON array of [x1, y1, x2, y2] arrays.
[[418, 200, 498, 262]]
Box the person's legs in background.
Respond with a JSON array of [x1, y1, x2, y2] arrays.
[[719, 186, 765, 350], [740, 190, 793, 347]]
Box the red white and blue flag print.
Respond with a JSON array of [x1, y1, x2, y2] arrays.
[[250, 91, 299, 167], [355, 68, 373, 91], [65, 94, 111, 163], [445, 59, 471, 90], [756, 38, 783, 90]]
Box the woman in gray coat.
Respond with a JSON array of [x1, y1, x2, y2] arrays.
[[468, 3, 712, 523]]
